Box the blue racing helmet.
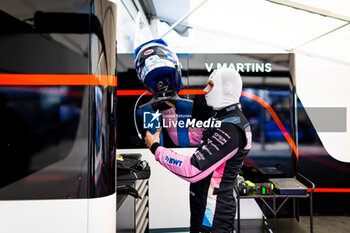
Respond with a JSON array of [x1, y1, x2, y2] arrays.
[[134, 39, 182, 94]]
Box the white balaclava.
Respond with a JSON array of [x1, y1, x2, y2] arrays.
[[205, 68, 242, 110]]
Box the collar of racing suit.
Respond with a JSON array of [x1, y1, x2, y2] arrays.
[[212, 103, 241, 119]]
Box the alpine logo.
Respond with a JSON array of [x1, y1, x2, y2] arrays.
[[144, 49, 154, 55], [164, 155, 183, 167]]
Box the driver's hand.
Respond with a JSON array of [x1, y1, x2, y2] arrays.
[[144, 128, 162, 149]]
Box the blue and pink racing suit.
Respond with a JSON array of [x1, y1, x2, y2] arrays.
[[150, 103, 252, 233]]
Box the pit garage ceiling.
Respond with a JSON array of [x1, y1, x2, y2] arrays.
[[128, 0, 350, 65]]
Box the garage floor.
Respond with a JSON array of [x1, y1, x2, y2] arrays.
[[299, 216, 350, 233], [155, 216, 350, 233], [237, 216, 350, 233]]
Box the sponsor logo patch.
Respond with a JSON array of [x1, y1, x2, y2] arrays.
[[164, 155, 183, 167]]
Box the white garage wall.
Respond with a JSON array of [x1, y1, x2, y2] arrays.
[[295, 54, 350, 163]]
